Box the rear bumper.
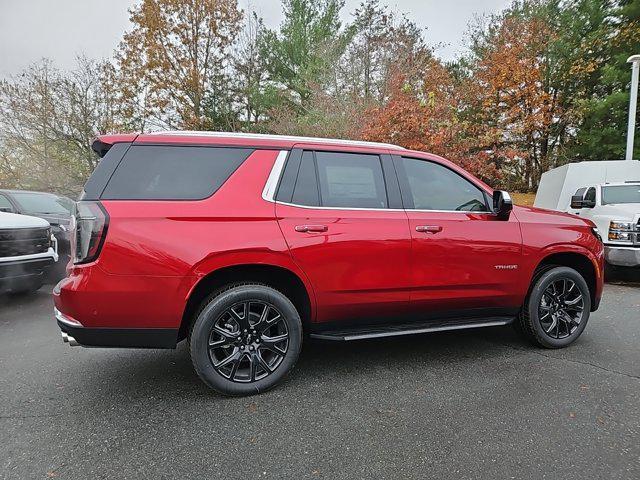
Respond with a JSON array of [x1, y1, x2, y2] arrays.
[[55, 308, 178, 348], [604, 245, 640, 267]]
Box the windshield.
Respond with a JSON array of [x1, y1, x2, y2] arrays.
[[601, 185, 640, 205], [11, 192, 72, 215]]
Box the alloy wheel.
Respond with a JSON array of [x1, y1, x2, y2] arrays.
[[207, 300, 289, 383], [538, 278, 585, 340]]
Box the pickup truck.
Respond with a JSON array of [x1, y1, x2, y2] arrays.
[[568, 182, 640, 268], [0, 211, 58, 294]]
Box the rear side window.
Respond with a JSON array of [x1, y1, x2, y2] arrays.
[[315, 152, 388, 208], [101, 146, 253, 200]]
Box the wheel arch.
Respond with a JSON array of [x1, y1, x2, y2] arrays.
[[531, 249, 599, 311], [179, 263, 314, 341]]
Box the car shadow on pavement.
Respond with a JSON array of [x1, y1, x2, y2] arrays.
[[82, 324, 529, 401]]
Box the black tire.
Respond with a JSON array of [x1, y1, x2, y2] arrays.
[[189, 284, 302, 396], [519, 266, 591, 349], [8, 277, 43, 295]]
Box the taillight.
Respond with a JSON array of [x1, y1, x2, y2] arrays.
[[73, 201, 108, 264]]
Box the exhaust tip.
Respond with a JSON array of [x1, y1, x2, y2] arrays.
[[61, 331, 79, 346]]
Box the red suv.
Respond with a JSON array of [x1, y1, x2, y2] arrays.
[[54, 132, 604, 396]]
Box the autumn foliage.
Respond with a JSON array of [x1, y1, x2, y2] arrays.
[[361, 60, 500, 183]]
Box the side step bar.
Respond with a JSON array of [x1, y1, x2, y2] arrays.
[[309, 318, 513, 341]]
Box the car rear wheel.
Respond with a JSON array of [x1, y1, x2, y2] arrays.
[[189, 284, 302, 396], [519, 266, 591, 349]]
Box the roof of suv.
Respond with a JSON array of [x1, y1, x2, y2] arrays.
[[96, 131, 406, 152]]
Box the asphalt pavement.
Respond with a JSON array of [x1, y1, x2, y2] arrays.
[[1, 281, 639, 479]]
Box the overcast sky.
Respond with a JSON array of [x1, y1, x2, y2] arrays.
[[0, 0, 510, 78]]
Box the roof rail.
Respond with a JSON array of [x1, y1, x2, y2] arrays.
[[146, 130, 406, 150]]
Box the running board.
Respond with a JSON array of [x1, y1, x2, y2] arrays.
[[309, 318, 513, 341]]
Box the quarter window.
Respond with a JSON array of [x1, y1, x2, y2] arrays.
[[315, 152, 388, 208], [398, 157, 488, 212], [101, 146, 253, 200]]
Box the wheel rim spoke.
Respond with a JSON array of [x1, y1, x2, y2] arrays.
[[228, 302, 250, 330], [545, 315, 558, 334], [255, 351, 273, 374], [214, 350, 240, 369], [261, 333, 288, 355], [209, 325, 238, 346], [564, 296, 582, 306]]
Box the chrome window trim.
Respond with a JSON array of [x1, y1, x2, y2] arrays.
[[262, 150, 289, 202], [263, 149, 494, 214], [274, 200, 494, 214]]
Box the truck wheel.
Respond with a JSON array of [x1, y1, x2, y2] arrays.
[[9, 278, 44, 295], [189, 284, 302, 396], [519, 266, 591, 349]]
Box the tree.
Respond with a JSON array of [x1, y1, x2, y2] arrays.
[[232, 11, 278, 129], [569, 0, 640, 160], [260, 0, 350, 109], [116, 0, 243, 130], [0, 57, 122, 195], [361, 59, 500, 183], [339, 0, 431, 105], [464, 13, 556, 189]]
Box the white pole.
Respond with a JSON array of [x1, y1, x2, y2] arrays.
[[627, 55, 640, 160]]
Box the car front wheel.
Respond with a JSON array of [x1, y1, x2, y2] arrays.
[[519, 266, 591, 349], [189, 284, 302, 396]]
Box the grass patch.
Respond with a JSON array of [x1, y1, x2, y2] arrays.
[[511, 192, 536, 206]]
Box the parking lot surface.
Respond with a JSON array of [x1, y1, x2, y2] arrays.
[[1, 283, 639, 479]]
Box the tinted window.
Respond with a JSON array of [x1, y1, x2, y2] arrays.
[[399, 157, 488, 211], [11, 192, 71, 215], [83, 142, 130, 200], [101, 146, 253, 200], [291, 151, 319, 206], [0, 194, 14, 212], [315, 152, 388, 208]]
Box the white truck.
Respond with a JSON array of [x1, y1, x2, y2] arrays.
[[0, 211, 58, 293], [535, 160, 640, 268], [568, 182, 640, 267]]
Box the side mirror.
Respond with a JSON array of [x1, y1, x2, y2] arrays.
[[493, 190, 513, 220], [582, 199, 596, 208], [570, 195, 584, 209]]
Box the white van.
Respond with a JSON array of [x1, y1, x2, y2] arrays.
[[0, 211, 58, 293]]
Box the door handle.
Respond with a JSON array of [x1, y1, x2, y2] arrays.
[[295, 224, 328, 233], [415, 225, 442, 234]]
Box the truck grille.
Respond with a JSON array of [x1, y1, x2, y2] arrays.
[[0, 227, 51, 257]]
